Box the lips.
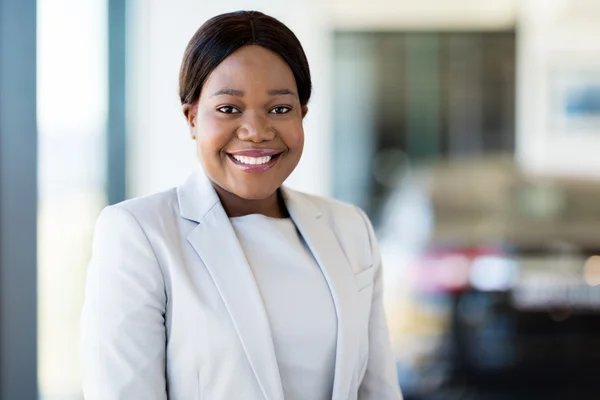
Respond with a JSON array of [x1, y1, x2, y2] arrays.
[[226, 149, 284, 173]]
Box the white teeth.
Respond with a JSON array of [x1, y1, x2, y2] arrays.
[[232, 155, 272, 165]]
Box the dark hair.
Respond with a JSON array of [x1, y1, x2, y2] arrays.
[[179, 11, 312, 107]]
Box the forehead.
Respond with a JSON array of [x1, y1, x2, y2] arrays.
[[201, 45, 297, 95]]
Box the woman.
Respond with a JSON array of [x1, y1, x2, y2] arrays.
[[81, 10, 402, 400]]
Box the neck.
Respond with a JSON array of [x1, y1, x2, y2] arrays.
[[213, 184, 288, 219]]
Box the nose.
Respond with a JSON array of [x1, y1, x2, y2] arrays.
[[236, 111, 275, 143]]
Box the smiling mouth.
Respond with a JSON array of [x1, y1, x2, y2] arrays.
[[226, 152, 283, 172], [230, 154, 277, 165]]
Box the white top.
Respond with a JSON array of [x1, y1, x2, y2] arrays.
[[230, 214, 337, 400]]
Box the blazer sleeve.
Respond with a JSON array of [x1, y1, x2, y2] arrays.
[[355, 207, 404, 400], [80, 206, 167, 400]]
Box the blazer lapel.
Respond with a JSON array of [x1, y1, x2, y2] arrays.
[[282, 187, 360, 400], [177, 169, 284, 400]]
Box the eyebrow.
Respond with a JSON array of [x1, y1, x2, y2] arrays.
[[211, 89, 244, 97], [210, 88, 298, 98], [268, 89, 297, 98]]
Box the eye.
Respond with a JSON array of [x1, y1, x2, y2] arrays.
[[217, 106, 241, 114], [269, 106, 292, 115]]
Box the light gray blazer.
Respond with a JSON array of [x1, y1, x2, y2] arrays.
[[80, 168, 402, 400]]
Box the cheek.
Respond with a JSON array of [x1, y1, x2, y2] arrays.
[[195, 117, 233, 155], [281, 122, 305, 151]]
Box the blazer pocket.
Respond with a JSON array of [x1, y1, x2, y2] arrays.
[[354, 265, 375, 291]]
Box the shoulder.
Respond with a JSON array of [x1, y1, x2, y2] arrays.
[[106, 188, 179, 220], [112, 187, 179, 217], [287, 189, 360, 219], [290, 190, 372, 231], [94, 188, 179, 234], [90, 188, 185, 272]]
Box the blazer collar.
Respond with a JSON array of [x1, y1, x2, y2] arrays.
[[177, 167, 221, 224], [177, 168, 358, 400], [281, 186, 359, 400]]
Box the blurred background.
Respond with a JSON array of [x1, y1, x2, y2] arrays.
[[2, 0, 600, 399]]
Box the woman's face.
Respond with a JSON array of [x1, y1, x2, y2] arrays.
[[185, 45, 307, 200]]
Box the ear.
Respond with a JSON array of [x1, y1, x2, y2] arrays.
[[301, 105, 308, 119], [182, 103, 197, 129]]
